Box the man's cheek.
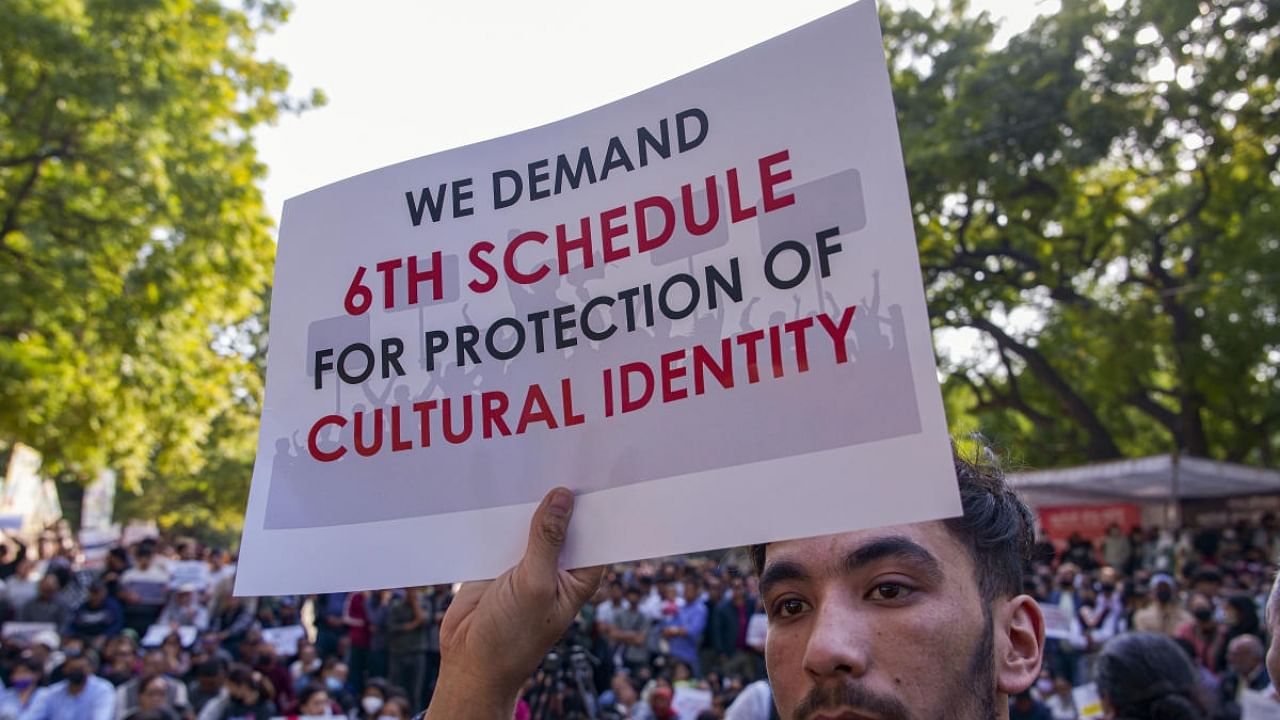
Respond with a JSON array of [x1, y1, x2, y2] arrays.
[[766, 631, 804, 716]]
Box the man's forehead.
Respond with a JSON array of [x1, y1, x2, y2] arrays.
[[764, 520, 967, 573]]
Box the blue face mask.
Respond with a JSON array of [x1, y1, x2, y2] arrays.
[[324, 676, 343, 692], [11, 679, 33, 690]]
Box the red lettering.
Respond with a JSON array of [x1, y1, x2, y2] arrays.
[[516, 384, 559, 433], [726, 167, 758, 223], [556, 217, 594, 275], [600, 205, 630, 263], [390, 406, 411, 452], [344, 267, 373, 316], [412, 400, 437, 447], [681, 175, 719, 236], [560, 378, 585, 426], [660, 349, 688, 403], [759, 150, 796, 212], [784, 317, 815, 372], [467, 241, 498, 294], [620, 361, 654, 413], [441, 397, 473, 444], [692, 339, 734, 395], [375, 258, 403, 310], [407, 251, 444, 303], [817, 306, 857, 363], [308, 415, 347, 462], [482, 391, 512, 439], [635, 195, 675, 253], [354, 408, 384, 457], [735, 329, 766, 384], [504, 231, 550, 285]]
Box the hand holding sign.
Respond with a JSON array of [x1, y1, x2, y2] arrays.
[[425, 488, 602, 720]]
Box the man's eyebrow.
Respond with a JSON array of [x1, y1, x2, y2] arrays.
[[844, 535, 944, 584], [759, 560, 810, 598]]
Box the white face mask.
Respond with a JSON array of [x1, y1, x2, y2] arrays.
[[362, 696, 385, 714]]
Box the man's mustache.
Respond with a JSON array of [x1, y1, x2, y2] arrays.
[[793, 679, 912, 720]]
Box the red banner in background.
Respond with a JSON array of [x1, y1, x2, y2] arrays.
[[1038, 503, 1141, 543]]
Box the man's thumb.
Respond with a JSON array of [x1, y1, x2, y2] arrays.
[[524, 487, 575, 576]]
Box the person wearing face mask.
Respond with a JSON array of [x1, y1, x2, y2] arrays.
[[0, 657, 47, 719], [1175, 592, 1228, 674], [352, 679, 388, 720], [22, 651, 116, 720], [1135, 575, 1193, 637]]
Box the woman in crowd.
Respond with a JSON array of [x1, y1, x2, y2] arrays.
[[1094, 633, 1206, 720], [201, 664, 278, 720], [352, 679, 390, 720], [378, 696, 413, 720], [295, 683, 340, 716], [159, 631, 191, 678]]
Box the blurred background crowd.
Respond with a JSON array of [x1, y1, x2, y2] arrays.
[[0, 513, 1276, 719]]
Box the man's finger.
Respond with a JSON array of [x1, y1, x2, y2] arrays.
[[522, 487, 575, 579], [567, 565, 606, 604]]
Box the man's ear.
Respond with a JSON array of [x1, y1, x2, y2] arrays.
[[994, 594, 1044, 696]]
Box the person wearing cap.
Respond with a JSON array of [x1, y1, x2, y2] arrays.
[[1133, 573, 1193, 636], [158, 584, 209, 631]]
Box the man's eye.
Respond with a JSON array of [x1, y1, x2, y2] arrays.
[[774, 598, 809, 618], [868, 583, 912, 601]]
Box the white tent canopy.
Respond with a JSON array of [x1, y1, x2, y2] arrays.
[[1008, 454, 1280, 508]]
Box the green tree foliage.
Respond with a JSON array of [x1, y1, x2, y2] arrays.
[[0, 0, 318, 532], [886, 0, 1280, 467]]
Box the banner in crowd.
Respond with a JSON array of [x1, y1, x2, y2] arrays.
[[236, 0, 957, 594], [1038, 503, 1141, 544]]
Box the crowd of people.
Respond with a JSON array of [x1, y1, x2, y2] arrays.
[[0, 511, 1275, 719]]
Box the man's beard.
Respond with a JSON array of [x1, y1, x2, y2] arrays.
[[790, 607, 998, 720]]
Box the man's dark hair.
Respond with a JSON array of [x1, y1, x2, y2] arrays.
[[749, 444, 1035, 604]]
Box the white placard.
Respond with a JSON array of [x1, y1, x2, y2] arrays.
[[1073, 683, 1105, 720], [169, 560, 211, 590], [673, 687, 714, 719], [261, 625, 309, 657], [1039, 602, 1077, 641], [141, 624, 198, 648], [1, 622, 56, 642], [1244, 688, 1280, 720], [235, 0, 957, 595]]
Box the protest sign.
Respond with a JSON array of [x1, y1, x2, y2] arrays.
[[1, 622, 56, 643], [673, 687, 714, 718], [141, 624, 198, 648], [169, 560, 211, 591], [125, 580, 169, 606], [235, 0, 957, 594], [1038, 503, 1141, 543], [1073, 683, 1105, 719], [261, 625, 309, 657], [1038, 602, 1079, 642]]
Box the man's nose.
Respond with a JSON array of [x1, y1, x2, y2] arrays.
[[802, 598, 871, 679]]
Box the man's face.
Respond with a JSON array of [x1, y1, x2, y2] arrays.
[[762, 522, 998, 720]]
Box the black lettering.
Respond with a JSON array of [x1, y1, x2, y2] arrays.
[[600, 136, 635, 181]]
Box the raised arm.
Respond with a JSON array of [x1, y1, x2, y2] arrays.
[[425, 488, 603, 720]]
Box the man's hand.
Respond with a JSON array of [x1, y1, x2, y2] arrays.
[[425, 487, 603, 719]]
